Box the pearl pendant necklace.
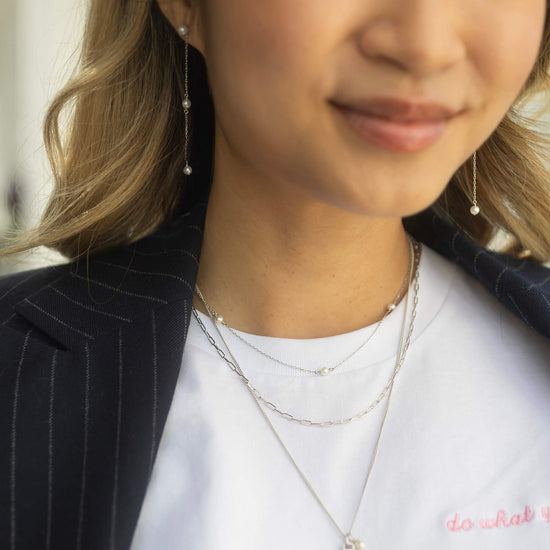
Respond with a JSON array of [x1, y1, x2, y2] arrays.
[[195, 236, 421, 548], [343, 533, 366, 549], [199, 253, 413, 378]]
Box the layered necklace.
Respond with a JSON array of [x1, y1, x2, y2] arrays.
[[201, 249, 414, 377], [192, 235, 421, 549]]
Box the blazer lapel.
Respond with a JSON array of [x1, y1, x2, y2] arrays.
[[404, 210, 550, 340], [3, 201, 207, 550]]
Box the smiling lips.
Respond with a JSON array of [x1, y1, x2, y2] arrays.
[[332, 98, 457, 153]]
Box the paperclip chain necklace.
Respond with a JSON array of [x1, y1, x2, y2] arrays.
[[198, 253, 413, 377], [194, 243, 421, 549], [193, 236, 420, 427]]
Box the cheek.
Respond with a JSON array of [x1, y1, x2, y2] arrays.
[[200, 0, 333, 189], [202, 0, 327, 130], [473, 6, 546, 112]]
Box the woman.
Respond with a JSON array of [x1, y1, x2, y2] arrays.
[[1, 0, 550, 548]]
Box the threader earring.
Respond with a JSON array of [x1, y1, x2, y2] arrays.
[[470, 151, 480, 215], [177, 24, 193, 176]]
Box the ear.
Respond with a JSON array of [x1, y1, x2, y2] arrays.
[[156, 0, 204, 54]]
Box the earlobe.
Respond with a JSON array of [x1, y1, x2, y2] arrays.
[[156, 0, 188, 27], [156, 0, 203, 52]]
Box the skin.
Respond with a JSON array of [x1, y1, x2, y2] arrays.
[[158, 0, 547, 338]]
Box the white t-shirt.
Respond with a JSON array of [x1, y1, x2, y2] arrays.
[[131, 245, 550, 550]]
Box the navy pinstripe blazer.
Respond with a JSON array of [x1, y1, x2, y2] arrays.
[[1, 198, 549, 550]]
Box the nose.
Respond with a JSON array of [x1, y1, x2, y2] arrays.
[[358, 0, 467, 77]]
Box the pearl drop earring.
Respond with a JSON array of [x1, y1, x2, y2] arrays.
[[177, 25, 193, 176], [470, 151, 480, 216]]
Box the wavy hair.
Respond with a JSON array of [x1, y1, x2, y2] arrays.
[[3, 0, 550, 263]]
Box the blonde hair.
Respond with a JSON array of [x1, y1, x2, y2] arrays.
[[3, 0, 550, 263]]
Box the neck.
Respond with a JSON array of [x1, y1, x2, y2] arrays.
[[194, 167, 411, 339]]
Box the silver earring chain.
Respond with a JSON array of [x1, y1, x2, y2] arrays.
[[470, 151, 479, 215], [178, 25, 193, 176]]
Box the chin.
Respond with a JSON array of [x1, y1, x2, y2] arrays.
[[333, 186, 443, 219]]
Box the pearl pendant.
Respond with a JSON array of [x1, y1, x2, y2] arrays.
[[183, 164, 192, 175], [319, 367, 330, 376], [177, 25, 190, 37], [343, 534, 366, 550], [470, 204, 480, 216]]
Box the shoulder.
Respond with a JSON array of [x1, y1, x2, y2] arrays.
[[406, 210, 550, 341], [0, 199, 206, 303], [0, 202, 206, 354]]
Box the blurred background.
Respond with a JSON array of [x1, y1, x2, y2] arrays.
[[0, 0, 83, 274], [0, 1, 549, 275]]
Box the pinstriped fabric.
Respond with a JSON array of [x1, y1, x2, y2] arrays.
[[494, 258, 528, 296], [0, 272, 39, 301], [67, 273, 169, 305], [76, 342, 91, 550], [92, 261, 194, 293], [4, 312, 16, 324], [46, 349, 58, 550], [0, 320, 71, 548], [0, 201, 206, 549], [48, 286, 132, 323], [506, 287, 550, 333], [10, 330, 31, 550], [149, 311, 158, 478], [134, 248, 200, 264], [6, 204, 208, 352], [529, 272, 550, 290], [23, 299, 96, 339], [508, 294, 534, 328], [110, 330, 124, 550]]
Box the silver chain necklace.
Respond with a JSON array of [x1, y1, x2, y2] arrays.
[[196, 248, 413, 376], [193, 242, 421, 549], [193, 237, 420, 428]]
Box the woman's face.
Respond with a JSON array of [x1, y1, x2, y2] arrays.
[[187, 0, 547, 217]]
